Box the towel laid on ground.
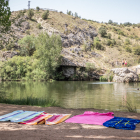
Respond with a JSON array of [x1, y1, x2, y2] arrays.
[[103, 117, 140, 130], [19, 113, 53, 125], [45, 114, 71, 125], [0, 110, 44, 123], [65, 111, 114, 125]]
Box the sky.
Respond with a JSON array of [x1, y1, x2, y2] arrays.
[[9, 0, 140, 24]]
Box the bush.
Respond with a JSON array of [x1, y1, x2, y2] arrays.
[[17, 11, 24, 18], [106, 39, 112, 46], [18, 35, 35, 56], [125, 46, 132, 53], [27, 9, 34, 20], [118, 36, 121, 39], [42, 10, 49, 20], [124, 38, 131, 45], [133, 46, 140, 55], [36, 6, 40, 11], [98, 26, 107, 37], [107, 33, 111, 39], [36, 23, 42, 29], [85, 63, 95, 72], [25, 30, 30, 35], [112, 39, 116, 45]]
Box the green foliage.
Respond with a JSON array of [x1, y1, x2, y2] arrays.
[[42, 10, 49, 20], [98, 26, 107, 37], [25, 30, 30, 35], [106, 39, 112, 46], [18, 35, 35, 56], [85, 63, 95, 72], [93, 37, 104, 50], [100, 71, 114, 82], [0, 0, 11, 33], [125, 46, 132, 53], [112, 39, 116, 45], [36, 23, 42, 29], [118, 36, 121, 39], [27, 9, 34, 20], [6, 41, 15, 50], [34, 33, 62, 79], [17, 11, 24, 18], [36, 6, 40, 11], [124, 38, 131, 45], [107, 33, 111, 39], [133, 46, 140, 55]]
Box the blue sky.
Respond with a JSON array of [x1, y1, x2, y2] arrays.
[[9, 0, 140, 24]]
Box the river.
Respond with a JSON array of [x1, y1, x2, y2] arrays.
[[0, 81, 140, 112]]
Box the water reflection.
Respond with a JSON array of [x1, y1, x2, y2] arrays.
[[0, 81, 140, 112]]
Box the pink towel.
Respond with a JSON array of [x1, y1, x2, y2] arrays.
[[65, 111, 114, 125]]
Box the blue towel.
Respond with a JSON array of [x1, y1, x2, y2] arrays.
[[0, 110, 44, 122], [103, 117, 140, 130]]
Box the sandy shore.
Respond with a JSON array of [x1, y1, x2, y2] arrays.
[[0, 103, 140, 140]]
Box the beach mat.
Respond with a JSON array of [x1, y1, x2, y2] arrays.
[[103, 117, 140, 130], [19, 113, 53, 125], [0, 110, 44, 123], [45, 114, 71, 125], [65, 111, 114, 125]]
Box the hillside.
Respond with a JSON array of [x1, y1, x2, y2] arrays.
[[1, 8, 140, 71]]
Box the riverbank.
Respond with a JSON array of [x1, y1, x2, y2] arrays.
[[0, 104, 140, 140]]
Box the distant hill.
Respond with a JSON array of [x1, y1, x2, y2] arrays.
[[0, 8, 140, 70]]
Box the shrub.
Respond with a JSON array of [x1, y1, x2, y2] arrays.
[[118, 36, 121, 39], [25, 30, 30, 35], [124, 38, 131, 45], [107, 33, 111, 39], [85, 63, 95, 72], [18, 35, 35, 56], [98, 26, 107, 37], [36, 6, 40, 11], [37, 23, 42, 29], [106, 39, 112, 46], [133, 46, 140, 55], [27, 9, 34, 20], [17, 11, 24, 18], [125, 46, 132, 53], [42, 10, 49, 20], [112, 39, 116, 45]]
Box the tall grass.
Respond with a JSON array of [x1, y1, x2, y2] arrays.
[[119, 97, 137, 113], [0, 95, 59, 107]]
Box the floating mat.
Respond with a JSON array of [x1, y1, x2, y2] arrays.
[[45, 114, 71, 125], [19, 114, 53, 125], [65, 111, 114, 125], [103, 117, 140, 130], [0, 110, 44, 123]]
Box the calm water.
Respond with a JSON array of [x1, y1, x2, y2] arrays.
[[0, 81, 140, 112]]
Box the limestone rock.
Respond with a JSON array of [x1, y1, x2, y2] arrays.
[[111, 68, 139, 82]]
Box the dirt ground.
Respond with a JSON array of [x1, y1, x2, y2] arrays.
[[0, 104, 140, 140]]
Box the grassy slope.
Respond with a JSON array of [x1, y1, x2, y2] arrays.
[[6, 10, 140, 70]]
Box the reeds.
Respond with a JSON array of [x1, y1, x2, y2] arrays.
[[0, 95, 59, 107]]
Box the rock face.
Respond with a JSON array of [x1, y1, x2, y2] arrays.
[[111, 68, 139, 82], [61, 26, 97, 48]]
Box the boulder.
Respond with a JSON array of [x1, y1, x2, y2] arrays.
[[111, 68, 139, 82]]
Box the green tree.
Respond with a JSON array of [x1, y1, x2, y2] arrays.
[[18, 35, 35, 56], [107, 33, 111, 39], [34, 33, 62, 79], [0, 0, 11, 33], [98, 26, 107, 37], [36, 6, 40, 11], [42, 10, 49, 20], [27, 9, 34, 20]]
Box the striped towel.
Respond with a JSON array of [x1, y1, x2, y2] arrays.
[[0, 110, 44, 123], [19, 113, 53, 125], [45, 114, 71, 125]]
